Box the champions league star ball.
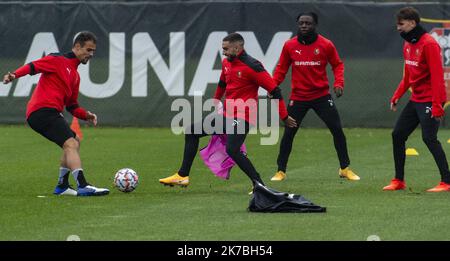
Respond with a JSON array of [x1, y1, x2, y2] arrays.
[[114, 168, 139, 192]]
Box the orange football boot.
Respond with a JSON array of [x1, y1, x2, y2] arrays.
[[426, 182, 450, 192], [383, 178, 406, 191]]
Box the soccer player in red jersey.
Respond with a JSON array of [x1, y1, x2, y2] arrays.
[[383, 7, 450, 192], [2, 32, 109, 196], [159, 33, 297, 188], [271, 12, 360, 182]]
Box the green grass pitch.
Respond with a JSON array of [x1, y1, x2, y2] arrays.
[[1, 125, 449, 240]]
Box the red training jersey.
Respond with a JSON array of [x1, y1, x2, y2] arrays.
[[391, 33, 446, 116], [13, 52, 88, 120], [273, 35, 344, 101], [213, 50, 288, 125]]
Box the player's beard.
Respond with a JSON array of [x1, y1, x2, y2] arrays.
[[81, 57, 90, 64], [227, 54, 237, 61]]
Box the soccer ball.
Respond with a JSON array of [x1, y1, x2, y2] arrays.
[[114, 168, 139, 192]]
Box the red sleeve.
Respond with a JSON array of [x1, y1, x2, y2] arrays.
[[66, 84, 87, 120], [254, 70, 277, 93], [70, 106, 88, 120], [214, 86, 225, 101], [13, 64, 32, 78], [272, 42, 292, 86], [14, 55, 58, 79], [327, 41, 344, 88], [391, 63, 410, 103], [66, 76, 88, 120], [424, 43, 446, 117], [254, 70, 288, 120], [213, 68, 226, 100]]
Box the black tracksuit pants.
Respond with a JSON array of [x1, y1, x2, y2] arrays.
[[392, 101, 450, 183], [178, 114, 264, 186], [277, 94, 350, 172]]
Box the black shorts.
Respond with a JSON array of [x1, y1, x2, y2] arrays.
[[27, 108, 76, 147]]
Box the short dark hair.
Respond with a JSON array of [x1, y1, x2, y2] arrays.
[[396, 7, 420, 24], [296, 12, 318, 24], [223, 33, 244, 45], [73, 31, 97, 47]]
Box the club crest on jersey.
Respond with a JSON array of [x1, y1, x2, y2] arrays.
[[314, 48, 320, 55], [237, 71, 242, 78], [415, 49, 420, 56]]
